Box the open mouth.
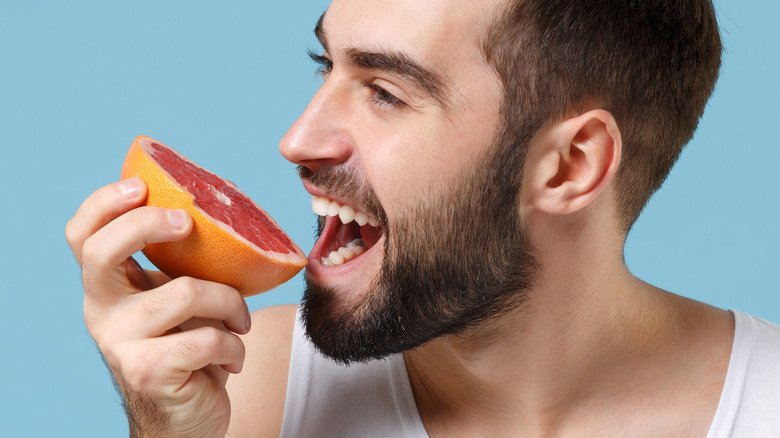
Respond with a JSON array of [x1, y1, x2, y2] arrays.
[[311, 195, 384, 267]]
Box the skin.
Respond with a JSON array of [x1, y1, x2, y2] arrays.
[[66, 0, 736, 436]]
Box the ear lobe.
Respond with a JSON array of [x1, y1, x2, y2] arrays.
[[532, 110, 621, 215]]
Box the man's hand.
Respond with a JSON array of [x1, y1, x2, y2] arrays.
[[66, 178, 251, 437]]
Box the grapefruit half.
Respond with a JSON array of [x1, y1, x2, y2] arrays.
[[120, 135, 307, 296]]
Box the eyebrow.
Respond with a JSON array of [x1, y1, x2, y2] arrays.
[[313, 13, 451, 108]]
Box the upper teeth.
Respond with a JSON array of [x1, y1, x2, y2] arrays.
[[311, 196, 379, 227]]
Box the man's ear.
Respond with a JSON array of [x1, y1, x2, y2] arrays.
[[528, 110, 621, 215]]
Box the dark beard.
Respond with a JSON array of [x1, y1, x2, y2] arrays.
[[299, 133, 538, 364]]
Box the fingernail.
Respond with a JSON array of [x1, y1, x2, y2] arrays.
[[119, 178, 141, 199], [167, 209, 188, 229]]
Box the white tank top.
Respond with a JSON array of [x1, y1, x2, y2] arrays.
[[706, 310, 780, 437], [281, 310, 780, 437], [279, 311, 427, 437]]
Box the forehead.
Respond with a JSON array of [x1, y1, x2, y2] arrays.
[[322, 0, 506, 75]]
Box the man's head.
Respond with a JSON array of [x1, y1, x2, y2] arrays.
[[280, 0, 721, 363]]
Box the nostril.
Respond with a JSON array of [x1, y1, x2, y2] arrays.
[[295, 160, 329, 175]]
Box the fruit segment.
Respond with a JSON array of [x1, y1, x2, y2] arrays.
[[147, 142, 295, 254], [120, 135, 307, 296]]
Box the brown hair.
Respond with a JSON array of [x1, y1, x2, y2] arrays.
[[482, 0, 722, 233]]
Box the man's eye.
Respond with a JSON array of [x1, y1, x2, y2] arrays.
[[308, 50, 332, 77], [365, 83, 406, 109]]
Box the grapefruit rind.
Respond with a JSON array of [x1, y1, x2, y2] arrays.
[[120, 135, 307, 296]]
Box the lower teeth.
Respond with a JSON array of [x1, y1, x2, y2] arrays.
[[321, 238, 366, 267]]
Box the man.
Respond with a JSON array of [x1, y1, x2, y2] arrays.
[[66, 0, 780, 436]]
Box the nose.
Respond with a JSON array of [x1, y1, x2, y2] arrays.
[[279, 80, 352, 173]]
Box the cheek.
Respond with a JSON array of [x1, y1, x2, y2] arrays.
[[358, 136, 423, 221], [358, 122, 484, 221]]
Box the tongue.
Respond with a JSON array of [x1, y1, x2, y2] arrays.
[[319, 215, 383, 260], [332, 220, 361, 250]]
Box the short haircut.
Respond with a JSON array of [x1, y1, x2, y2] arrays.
[[482, 0, 722, 233]]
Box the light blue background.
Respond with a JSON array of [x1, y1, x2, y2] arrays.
[[0, 1, 777, 436]]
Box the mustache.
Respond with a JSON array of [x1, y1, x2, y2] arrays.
[[297, 165, 387, 226]]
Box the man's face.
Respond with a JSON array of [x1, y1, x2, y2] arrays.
[[280, 0, 536, 363]]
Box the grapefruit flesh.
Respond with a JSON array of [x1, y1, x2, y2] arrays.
[[121, 135, 307, 296]]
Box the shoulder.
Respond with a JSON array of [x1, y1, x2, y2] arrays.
[[226, 304, 298, 438]]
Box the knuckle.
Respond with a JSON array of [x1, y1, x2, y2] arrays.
[[224, 286, 244, 308], [172, 335, 202, 360], [174, 276, 201, 302], [213, 284, 242, 314], [118, 344, 167, 393], [93, 323, 128, 364], [201, 327, 230, 356], [64, 217, 80, 247], [171, 326, 223, 361], [232, 334, 246, 358], [79, 236, 106, 270], [199, 326, 225, 356], [205, 327, 226, 352], [122, 208, 150, 240], [121, 354, 154, 390], [79, 236, 98, 266], [100, 343, 125, 373], [95, 321, 120, 349], [120, 207, 162, 244], [140, 286, 174, 317], [82, 301, 101, 335], [128, 206, 154, 229], [173, 277, 202, 305], [136, 205, 180, 235], [141, 277, 199, 316]]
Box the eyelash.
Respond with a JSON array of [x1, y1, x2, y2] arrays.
[[307, 50, 406, 110], [308, 50, 332, 77], [363, 81, 405, 109]]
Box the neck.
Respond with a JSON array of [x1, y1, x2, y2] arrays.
[[404, 222, 733, 436]]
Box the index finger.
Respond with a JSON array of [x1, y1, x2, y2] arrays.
[[65, 178, 147, 265]]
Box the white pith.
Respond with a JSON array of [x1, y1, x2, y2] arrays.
[[209, 185, 233, 206], [311, 195, 379, 267]]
